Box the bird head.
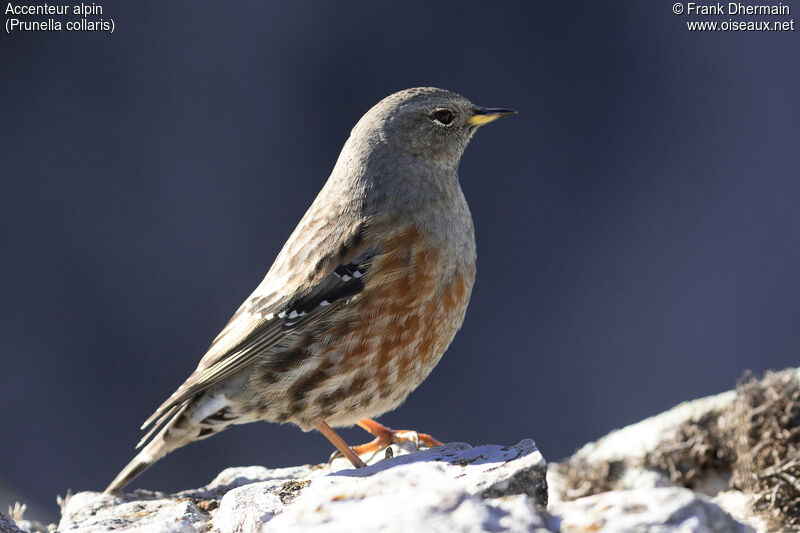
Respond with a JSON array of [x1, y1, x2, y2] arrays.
[[353, 87, 516, 167]]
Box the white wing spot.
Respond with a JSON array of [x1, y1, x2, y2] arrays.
[[193, 395, 228, 423], [341, 275, 351, 281], [320, 300, 330, 307], [353, 271, 362, 278]]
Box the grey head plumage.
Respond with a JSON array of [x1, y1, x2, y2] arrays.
[[346, 87, 515, 169]]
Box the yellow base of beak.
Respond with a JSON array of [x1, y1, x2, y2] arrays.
[[467, 108, 517, 126]]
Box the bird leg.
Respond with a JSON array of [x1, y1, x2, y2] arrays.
[[316, 421, 367, 468], [352, 418, 443, 455]]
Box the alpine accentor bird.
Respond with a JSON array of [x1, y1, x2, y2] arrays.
[[106, 87, 515, 492]]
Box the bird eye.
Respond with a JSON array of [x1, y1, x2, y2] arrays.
[[432, 109, 455, 126]]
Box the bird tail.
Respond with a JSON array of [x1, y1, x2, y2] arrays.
[[106, 393, 241, 493], [105, 403, 194, 493]]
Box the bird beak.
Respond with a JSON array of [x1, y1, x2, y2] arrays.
[[466, 107, 517, 127]]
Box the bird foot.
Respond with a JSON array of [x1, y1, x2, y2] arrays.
[[328, 418, 443, 466], [353, 418, 443, 454]]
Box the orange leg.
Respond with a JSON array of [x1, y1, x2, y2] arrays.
[[352, 418, 443, 455], [316, 421, 367, 468]]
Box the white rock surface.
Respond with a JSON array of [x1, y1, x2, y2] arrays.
[[712, 491, 769, 533], [57, 440, 549, 533], [553, 487, 752, 533]]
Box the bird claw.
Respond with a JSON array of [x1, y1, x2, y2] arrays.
[[393, 430, 420, 448], [328, 449, 344, 467], [327, 443, 395, 467]]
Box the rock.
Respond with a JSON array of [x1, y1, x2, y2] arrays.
[[570, 391, 738, 467], [2, 504, 51, 533], [713, 491, 769, 533], [47, 369, 800, 532], [55, 435, 753, 533], [547, 390, 738, 505], [58, 440, 548, 533], [548, 369, 800, 532], [552, 487, 751, 533], [232, 467, 550, 533], [58, 491, 209, 533], [0, 511, 24, 533], [8, 520, 49, 533]]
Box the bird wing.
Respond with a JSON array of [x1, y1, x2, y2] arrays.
[[140, 220, 376, 432]]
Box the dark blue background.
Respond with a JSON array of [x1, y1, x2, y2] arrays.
[[2, 1, 798, 522]]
